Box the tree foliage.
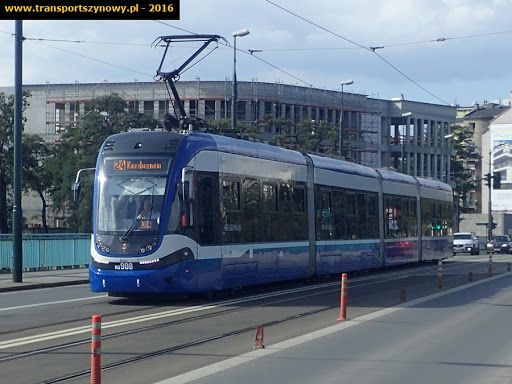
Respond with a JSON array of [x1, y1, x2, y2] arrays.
[[0, 91, 31, 233], [22, 134, 53, 231], [451, 124, 481, 211]]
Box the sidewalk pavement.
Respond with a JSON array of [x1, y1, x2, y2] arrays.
[[0, 268, 89, 292]]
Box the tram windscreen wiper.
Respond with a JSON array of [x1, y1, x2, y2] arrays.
[[120, 221, 138, 243], [120, 204, 154, 242]]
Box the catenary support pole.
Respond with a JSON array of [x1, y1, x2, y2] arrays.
[[12, 20, 23, 283]]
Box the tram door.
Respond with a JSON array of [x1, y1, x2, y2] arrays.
[[194, 174, 221, 290], [317, 188, 335, 256]]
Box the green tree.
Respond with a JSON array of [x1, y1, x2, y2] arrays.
[[450, 124, 481, 228], [0, 91, 30, 233], [22, 134, 52, 232], [48, 94, 159, 232]]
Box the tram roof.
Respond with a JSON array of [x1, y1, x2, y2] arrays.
[[376, 168, 418, 185], [307, 154, 379, 178], [187, 132, 307, 166], [415, 177, 452, 192]]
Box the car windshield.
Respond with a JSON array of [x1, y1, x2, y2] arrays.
[[494, 236, 509, 242], [454, 234, 471, 240]]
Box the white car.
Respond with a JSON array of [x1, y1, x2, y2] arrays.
[[453, 232, 480, 255]]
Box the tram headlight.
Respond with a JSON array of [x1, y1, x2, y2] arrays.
[[96, 240, 110, 253], [139, 241, 157, 254]]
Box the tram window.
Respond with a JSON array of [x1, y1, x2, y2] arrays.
[[332, 190, 346, 240], [317, 188, 333, 240], [243, 179, 260, 208], [222, 179, 241, 211], [167, 191, 180, 235], [356, 194, 367, 239], [279, 183, 292, 212], [242, 179, 261, 243], [401, 199, 409, 217], [366, 194, 378, 238], [345, 193, 356, 216], [292, 186, 305, 213], [262, 183, 278, 212], [384, 196, 401, 238], [409, 200, 417, 217]]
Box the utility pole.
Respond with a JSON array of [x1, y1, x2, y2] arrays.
[[12, 20, 23, 283]]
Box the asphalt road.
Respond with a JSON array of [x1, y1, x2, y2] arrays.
[[163, 271, 512, 384], [0, 254, 510, 384]]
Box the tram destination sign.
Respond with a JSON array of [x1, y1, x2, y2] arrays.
[[105, 159, 170, 173]]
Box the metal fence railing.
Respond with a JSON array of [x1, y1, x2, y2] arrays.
[[0, 234, 91, 271]]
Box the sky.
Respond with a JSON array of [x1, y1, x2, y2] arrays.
[[1, 0, 512, 106]]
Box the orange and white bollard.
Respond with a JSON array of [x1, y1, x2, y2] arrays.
[[90, 314, 102, 384], [253, 325, 265, 349], [400, 288, 406, 303], [337, 273, 348, 321], [437, 259, 443, 290]]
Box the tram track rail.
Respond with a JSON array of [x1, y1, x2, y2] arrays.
[[2, 256, 510, 384]]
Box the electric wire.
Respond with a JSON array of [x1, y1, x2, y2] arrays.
[[29, 40, 152, 77], [239, 29, 512, 52], [263, 0, 450, 104]]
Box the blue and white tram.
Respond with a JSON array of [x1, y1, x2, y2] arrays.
[[89, 130, 453, 294]]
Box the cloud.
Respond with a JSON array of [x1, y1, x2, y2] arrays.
[[1, 1, 512, 105]]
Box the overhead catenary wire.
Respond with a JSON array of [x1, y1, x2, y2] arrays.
[[3, 27, 512, 50], [263, 0, 450, 105], [241, 29, 512, 52], [3, 22, 511, 101], [30, 40, 153, 78]]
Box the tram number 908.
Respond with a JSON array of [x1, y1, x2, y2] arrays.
[[115, 262, 134, 270]]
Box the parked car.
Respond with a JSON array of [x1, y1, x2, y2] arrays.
[[487, 235, 512, 254], [453, 232, 480, 255]]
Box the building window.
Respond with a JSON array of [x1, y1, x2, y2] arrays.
[[158, 100, 169, 121], [205, 100, 216, 120], [143, 101, 154, 117], [55, 103, 65, 132]]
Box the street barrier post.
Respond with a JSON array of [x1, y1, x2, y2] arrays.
[[437, 259, 443, 290], [90, 314, 102, 384], [337, 273, 348, 321]]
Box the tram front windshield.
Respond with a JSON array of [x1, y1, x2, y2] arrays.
[[97, 174, 167, 235]]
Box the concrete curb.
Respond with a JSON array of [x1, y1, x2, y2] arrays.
[[0, 279, 90, 293]]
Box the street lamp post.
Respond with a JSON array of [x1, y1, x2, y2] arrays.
[[488, 146, 493, 242], [231, 28, 250, 132], [444, 133, 457, 230], [401, 112, 412, 174], [338, 80, 353, 158]]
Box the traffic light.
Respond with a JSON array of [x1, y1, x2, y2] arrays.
[[492, 222, 497, 229], [493, 172, 502, 189], [485, 173, 491, 186]]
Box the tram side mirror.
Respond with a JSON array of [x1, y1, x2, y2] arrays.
[[71, 182, 81, 202], [180, 167, 194, 202], [177, 181, 190, 202]]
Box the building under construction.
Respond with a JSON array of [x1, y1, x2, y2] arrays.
[[0, 80, 456, 228]]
